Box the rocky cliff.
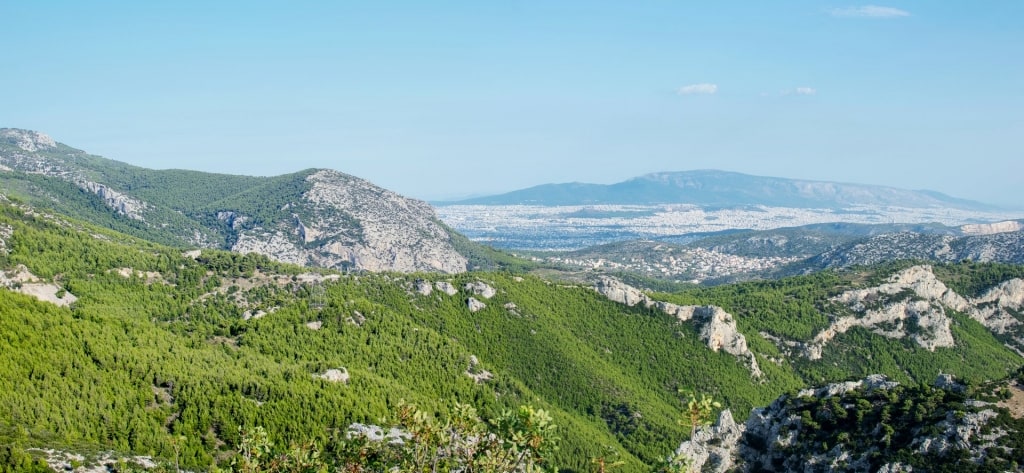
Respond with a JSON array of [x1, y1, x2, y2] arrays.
[[789, 265, 1024, 358]]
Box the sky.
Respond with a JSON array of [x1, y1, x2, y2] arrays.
[[2, 1, 1022, 205]]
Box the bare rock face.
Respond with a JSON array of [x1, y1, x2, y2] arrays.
[[78, 180, 148, 220], [435, 281, 459, 296], [961, 220, 1023, 236], [463, 281, 497, 299], [300, 170, 467, 273], [805, 266, 960, 359], [0, 223, 11, 255], [802, 265, 1024, 358], [0, 264, 77, 307], [674, 409, 744, 473], [231, 170, 467, 274], [594, 276, 647, 307], [317, 368, 350, 384], [971, 279, 1024, 342], [414, 280, 433, 296], [1, 129, 56, 152], [465, 355, 493, 383], [595, 276, 762, 377], [467, 297, 486, 313]]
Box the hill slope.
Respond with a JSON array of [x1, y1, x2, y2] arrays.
[[449, 169, 996, 210], [0, 128, 467, 273], [2, 197, 1024, 470]]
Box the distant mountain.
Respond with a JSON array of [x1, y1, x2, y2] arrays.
[[447, 170, 997, 210], [0, 128, 468, 273]]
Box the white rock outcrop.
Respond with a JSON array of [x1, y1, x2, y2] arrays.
[[435, 281, 459, 296], [463, 281, 497, 299], [317, 368, 349, 384], [0, 264, 77, 307], [77, 180, 148, 220], [414, 280, 433, 296], [465, 355, 493, 383], [802, 265, 1024, 358], [467, 297, 486, 313], [961, 220, 1023, 236], [1, 129, 56, 152]]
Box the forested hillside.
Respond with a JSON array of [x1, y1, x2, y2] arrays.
[[1, 197, 1023, 471], [0, 129, 472, 273]]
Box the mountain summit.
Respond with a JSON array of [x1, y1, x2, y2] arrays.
[[0, 128, 467, 273], [448, 169, 995, 210]]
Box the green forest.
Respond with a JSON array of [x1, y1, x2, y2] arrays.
[[1, 198, 1023, 471]]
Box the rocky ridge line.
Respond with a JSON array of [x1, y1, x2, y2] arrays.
[[797, 265, 1024, 359], [594, 276, 762, 378]]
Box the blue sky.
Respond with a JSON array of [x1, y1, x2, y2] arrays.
[[2, 1, 1022, 205]]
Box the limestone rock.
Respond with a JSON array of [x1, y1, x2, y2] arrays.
[[674, 409, 744, 473], [467, 297, 486, 313], [465, 355, 493, 383], [961, 220, 1023, 235], [317, 368, 349, 384], [463, 281, 497, 299], [414, 280, 433, 296], [803, 265, 1024, 358], [1, 129, 56, 152], [0, 264, 77, 307], [435, 281, 459, 296], [594, 276, 647, 307], [806, 265, 961, 359], [347, 424, 410, 444], [934, 373, 966, 393], [78, 180, 148, 220]]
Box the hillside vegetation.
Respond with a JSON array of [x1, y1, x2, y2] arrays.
[[1, 197, 1024, 471]]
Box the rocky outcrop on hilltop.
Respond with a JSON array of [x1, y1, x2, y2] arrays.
[[595, 276, 762, 377], [230, 170, 467, 273], [1, 129, 56, 152], [797, 265, 1024, 358], [677, 374, 1021, 472], [961, 220, 1023, 235]]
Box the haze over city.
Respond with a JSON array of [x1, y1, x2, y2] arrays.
[[2, 1, 1021, 205]]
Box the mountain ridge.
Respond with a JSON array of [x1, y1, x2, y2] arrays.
[[0, 128, 469, 273], [445, 169, 1000, 210]]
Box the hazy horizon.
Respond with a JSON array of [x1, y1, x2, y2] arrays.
[[2, 2, 1021, 206]]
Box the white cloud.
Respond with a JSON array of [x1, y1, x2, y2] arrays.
[[678, 83, 718, 95], [794, 87, 817, 95], [830, 5, 910, 18]]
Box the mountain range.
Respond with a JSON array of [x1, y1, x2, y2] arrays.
[[447, 169, 999, 210]]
